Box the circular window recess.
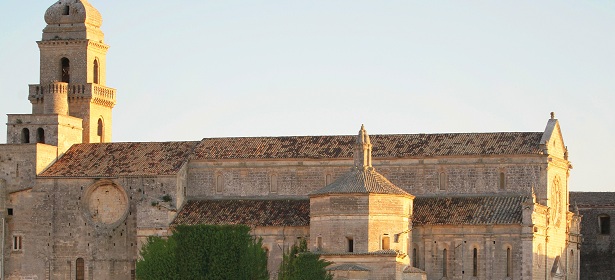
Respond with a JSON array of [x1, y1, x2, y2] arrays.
[[83, 180, 129, 229]]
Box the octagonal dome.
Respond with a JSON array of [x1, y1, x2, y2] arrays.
[[44, 0, 103, 29]]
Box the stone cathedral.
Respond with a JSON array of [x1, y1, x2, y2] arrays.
[[0, 1, 583, 280]]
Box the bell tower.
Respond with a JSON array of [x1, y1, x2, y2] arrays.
[[6, 0, 116, 152]]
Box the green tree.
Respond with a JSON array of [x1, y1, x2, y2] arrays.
[[136, 236, 179, 280], [278, 239, 333, 280], [137, 225, 268, 280]]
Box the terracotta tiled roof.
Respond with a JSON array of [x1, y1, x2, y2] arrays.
[[318, 250, 399, 256], [172, 199, 310, 227], [413, 196, 528, 225], [39, 142, 199, 177], [327, 264, 371, 271], [192, 132, 544, 160], [310, 167, 411, 196], [570, 192, 615, 207], [403, 266, 427, 274]]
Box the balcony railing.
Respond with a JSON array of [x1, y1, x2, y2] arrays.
[[29, 83, 117, 106]]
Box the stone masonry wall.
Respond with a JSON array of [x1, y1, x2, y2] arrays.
[[310, 195, 370, 253], [412, 224, 523, 280], [252, 226, 309, 279], [0, 144, 57, 193], [575, 205, 615, 280], [5, 174, 182, 280], [188, 156, 548, 199]]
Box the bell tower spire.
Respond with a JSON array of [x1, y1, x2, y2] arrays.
[[6, 0, 116, 153]]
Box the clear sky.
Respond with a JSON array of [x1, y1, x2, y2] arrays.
[[0, 0, 614, 192]]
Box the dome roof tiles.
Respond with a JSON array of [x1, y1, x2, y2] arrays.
[[310, 167, 411, 197]]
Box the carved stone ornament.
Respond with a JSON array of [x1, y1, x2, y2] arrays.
[[551, 176, 562, 227]]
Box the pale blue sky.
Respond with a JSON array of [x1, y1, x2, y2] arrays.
[[1, 1, 614, 191]]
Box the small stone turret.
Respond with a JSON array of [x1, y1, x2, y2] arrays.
[[354, 124, 373, 169], [43, 82, 69, 115]]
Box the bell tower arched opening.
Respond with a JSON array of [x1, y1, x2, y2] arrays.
[[21, 128, 30, 144], [93, 58, 100, 84], [97, 118, 104, 143], [36, 128, 45, 144], [61, 58, 70, 83]]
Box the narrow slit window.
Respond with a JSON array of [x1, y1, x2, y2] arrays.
[[412, 247, 418, 268], [13, 236, 22, 251], [473, 248, 478, 276], [506, 247, 512, 277], [63, 5, 70, 15], [347, 237, 354, 253], [317, 237, 322, 251], [443, 249, 448, 277]]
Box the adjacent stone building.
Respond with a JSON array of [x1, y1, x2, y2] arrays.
[[569, 192, 615, 280], [0, 1, 586, 279]]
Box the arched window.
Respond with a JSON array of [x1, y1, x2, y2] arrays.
[[439, 172, 447, 191], [263, 247, 270, 258], [97, 118, 104, 142], [473, 247, 478, 276], [21, 128, 30, 144], [325, 173, 333, 185], [599, 215, 611, 235], [61, 58, 70, 83], [76, 258, 85, 280], [443, 249, 448, 277], [382, 235, 390, 250], [506, 247, 512, 277], [412, 247, 418, 268], [215, 174, 224, 193], [270, 174, 278, 193], [93, 58, 100, 84], [317, 236, 323, 251], [36, 128, 45, 144], [499, 172, 506, 189]]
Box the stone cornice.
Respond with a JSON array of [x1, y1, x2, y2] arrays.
[[37, 39, 109, 51]]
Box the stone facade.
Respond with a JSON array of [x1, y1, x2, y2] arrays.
[[0, 1, 587, 280], [569, 192, 615, 280]]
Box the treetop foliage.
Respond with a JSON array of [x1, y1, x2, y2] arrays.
[[278, 239, 333, 280], [137, 224, 268, 280]]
